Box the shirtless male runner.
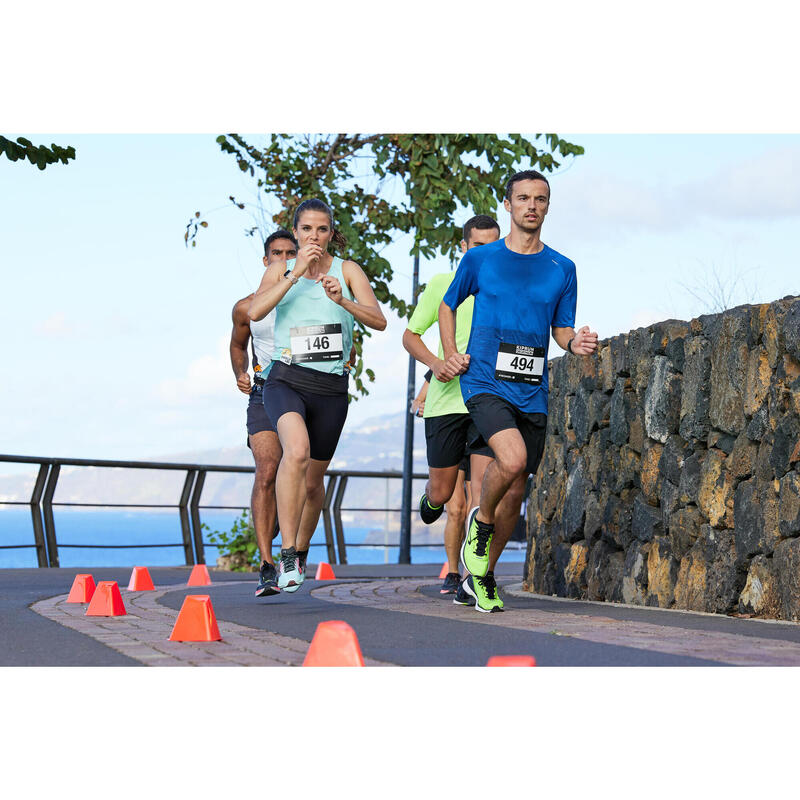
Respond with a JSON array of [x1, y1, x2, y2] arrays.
[[440, 171, 598, 612], [230, 229, 297, 597]]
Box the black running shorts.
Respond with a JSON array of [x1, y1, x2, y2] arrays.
[[424, 413, 493, 470], [246, 385, 276, 448], [465, 393, 547, 475], [263, 372, 348, 462]]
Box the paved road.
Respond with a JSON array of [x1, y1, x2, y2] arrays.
[[5, 565, 800, 666]]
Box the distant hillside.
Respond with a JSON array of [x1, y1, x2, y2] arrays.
[[0, 412, 441, 540]]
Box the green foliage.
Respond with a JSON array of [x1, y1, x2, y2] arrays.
[[203, 509, 259, 571], [0, 136, 76, 170], [187, 132, 584, 395]]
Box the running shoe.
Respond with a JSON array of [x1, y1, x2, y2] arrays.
[[453, 577, 475, 607], [296, 549, 308, 586], [440, 572, 461, 594], [460, 507, 493, 577], [254, 561, 280, 597], [277, 547, 302, 593], [462, 573, 504, 613], [419, 493, 444, 524]]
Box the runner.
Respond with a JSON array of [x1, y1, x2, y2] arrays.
[[402, 215, 500, 594], [249, 198, 387, 592], [229, 229, 297, 597], [440, 170, 598, 612]]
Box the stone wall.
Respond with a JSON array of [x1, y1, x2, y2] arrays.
[[523, 296, 800, 620]]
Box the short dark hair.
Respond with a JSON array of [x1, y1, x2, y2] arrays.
[[264, 229, 297, 256], [505, 170, 551, 201], [462, 214, 500, 243]]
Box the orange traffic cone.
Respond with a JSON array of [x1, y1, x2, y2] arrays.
[[67, 574, 96, 603], [127, 566, 155, 591], [486, 655, 537, 667], [85, 581, 127, 616], [303, 620, 364, 666], [315, 562, 336, 580], [439, 562, 449, 579], [168, 595, 221, 642], [187, 564, 211, 586]]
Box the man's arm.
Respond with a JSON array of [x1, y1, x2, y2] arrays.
[[437, 300, 470, 379], [230, 297, 253, 394], [552, 325, 598, 355]]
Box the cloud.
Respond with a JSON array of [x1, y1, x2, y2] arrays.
[[156, 335, 232, 404], [688, 145, 800, 220], [34, 312, 79, 336]]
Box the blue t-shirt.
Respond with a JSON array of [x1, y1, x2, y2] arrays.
[[442, 238, 577, 414]]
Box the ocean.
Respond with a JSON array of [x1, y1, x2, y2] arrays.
[[0, 507, 526, 569]]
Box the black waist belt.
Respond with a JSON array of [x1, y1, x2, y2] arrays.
[[268, 359, 348, 396]]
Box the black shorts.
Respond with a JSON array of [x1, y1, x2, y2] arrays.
[[424, 413, 493, 470], [246, 384, 276, 448], [465, 393, 546, 475], [263, 372, 348, 462]]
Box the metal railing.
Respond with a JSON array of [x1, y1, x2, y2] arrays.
[[0, 454, 428, 567]]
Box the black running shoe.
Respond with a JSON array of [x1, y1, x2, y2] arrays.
[[453, 577, 475, 606], [254, 561, 280, 597], [297, 549, 309, 573], [419, 493, 444, 524], [440, 572, 461, 594]]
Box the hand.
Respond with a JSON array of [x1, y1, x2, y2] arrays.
[[236, 372, 251, 394], [294, 242, 324, 277], [571, 325, 599, 355], [317, 274, 343, 305], [411, 397, 425, 417], [433, 353, 469, 382]]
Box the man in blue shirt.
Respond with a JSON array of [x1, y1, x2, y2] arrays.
[[440, 170, 598, 612]]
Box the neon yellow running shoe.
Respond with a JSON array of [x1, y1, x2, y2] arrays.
[[460, 507, 493, 577], [463, 573, 504, 613]]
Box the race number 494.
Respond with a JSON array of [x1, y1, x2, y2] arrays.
[[495, 342, 545, 384]]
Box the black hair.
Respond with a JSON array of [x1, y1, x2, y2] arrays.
[[263, 229, 298, 256], [505, 170, 551, 201], [292, 198, 347, 251], [462, 214, 500, 244]]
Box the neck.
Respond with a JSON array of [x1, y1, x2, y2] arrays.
[[505, 227, 544, 255]]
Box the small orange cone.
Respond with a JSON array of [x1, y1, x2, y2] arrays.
[[314, 562, 336, 580], [187, 564, 211, 586], [439, 562, 449, 579], [127, 566, 155, 591], [303, 620, 364, 666], [168, 595, 221, 642], [486, 655, 537, 667], [67, 574, 96, 603], [85, 581, 127, 616]]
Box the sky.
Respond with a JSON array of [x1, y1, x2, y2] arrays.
[[1, 133, 798, 461]]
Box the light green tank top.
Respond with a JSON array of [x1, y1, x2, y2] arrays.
[[272, 256, 355, 375]]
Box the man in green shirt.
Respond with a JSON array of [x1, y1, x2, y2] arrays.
[[402, 215, 500, 593]]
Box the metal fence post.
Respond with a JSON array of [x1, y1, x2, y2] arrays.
[[321, 474, 339, 565], [41, 463, 61, 568], [178, 470, 197, 565], [29, 463, 50, 568], [189, 470, 206, 565], [333, 475, 349, 565]]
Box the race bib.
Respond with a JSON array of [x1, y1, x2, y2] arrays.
[[289, 324, 344, 363], [495, 342, 545, 384]]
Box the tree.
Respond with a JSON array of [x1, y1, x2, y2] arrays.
[[186, 133, 584, 395], [0, 136, 75, 169]]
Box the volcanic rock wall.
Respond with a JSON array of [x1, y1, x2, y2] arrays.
[[523, 296, 800, 620]]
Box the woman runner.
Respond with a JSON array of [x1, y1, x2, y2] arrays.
[[249, 199, 386, 592]]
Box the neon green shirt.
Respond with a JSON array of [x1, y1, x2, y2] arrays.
[[406, 272, 474, 418]]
